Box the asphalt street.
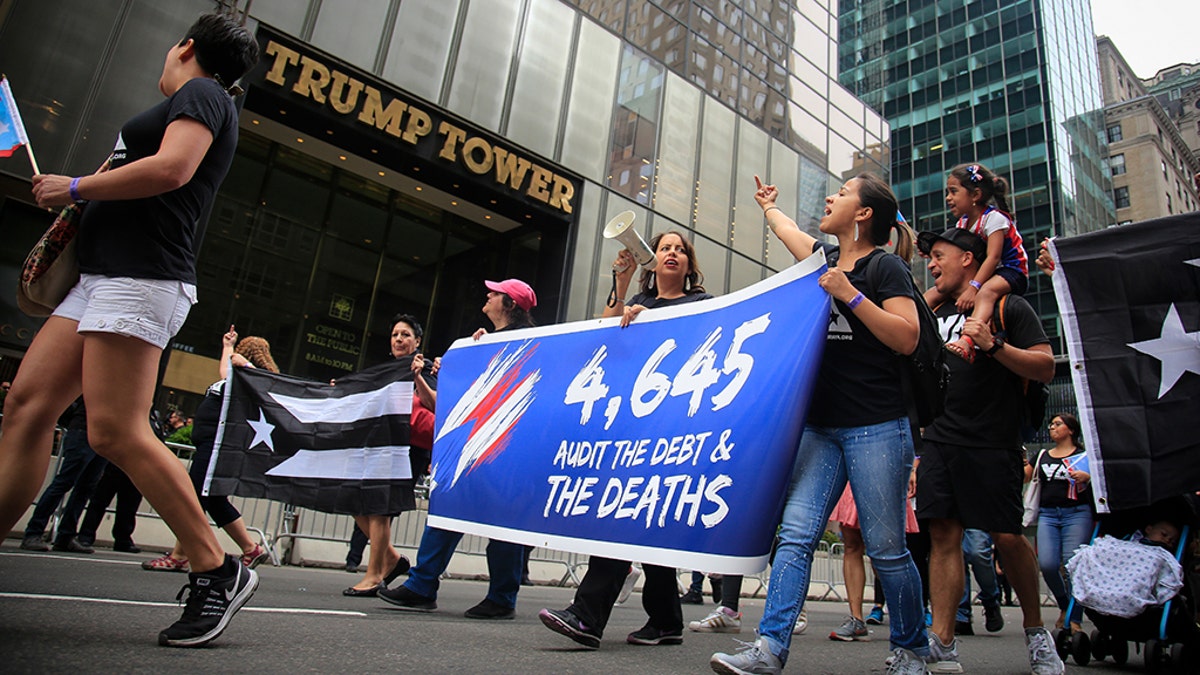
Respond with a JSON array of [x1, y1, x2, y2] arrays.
[[0, 540, 1152, 674]]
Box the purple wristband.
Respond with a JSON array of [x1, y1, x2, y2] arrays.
[[847, 292, 866, 309], [69, 177, 84, 203], [969, 279, 982, 290]]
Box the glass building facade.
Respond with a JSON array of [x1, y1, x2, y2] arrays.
[[0, 0, 887, 406], [836, 0, 1115, 352]]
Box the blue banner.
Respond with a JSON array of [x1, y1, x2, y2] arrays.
[[428, 253, 829, 574]]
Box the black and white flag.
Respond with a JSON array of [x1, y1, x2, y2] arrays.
[[203, 359, 418, 515], [1049, 211, 1200, 512]]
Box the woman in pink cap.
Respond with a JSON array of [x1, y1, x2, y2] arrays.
[[473, 278, 537, 339], [379, 277, 536, 619]]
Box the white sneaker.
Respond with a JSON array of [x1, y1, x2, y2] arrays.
[[711, 637, 782, 675], [1025, 627, 1065, 675], [690, 606, 742, 633], [616, 564, 641, 605], [927, 634, 964, 674], [792, 609, 808, 635]]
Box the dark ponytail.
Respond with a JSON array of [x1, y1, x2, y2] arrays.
[[854, 173, 913, 262]]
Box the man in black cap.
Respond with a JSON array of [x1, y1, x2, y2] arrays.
[[913, 228, 1063, 675]]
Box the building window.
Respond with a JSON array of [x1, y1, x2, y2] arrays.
[[1107, 123, 1123, 142], [1162, 160, 1169, 179], [1167, 193, 1173, 214], [1114, 186, 1130, 208], [1109, 154, 1126, 176]]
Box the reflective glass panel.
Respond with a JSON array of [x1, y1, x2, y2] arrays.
[[732, 118, 768, 260], [560, 20, 621, 181], [507, 0, 574, 157], [382, 0, 461, 102], [694, 100, 735, 242], [448, 0, 521, 131], [654, 73, 701, 225], [606, 46, 665, 205], [310, 0, 390, 70]]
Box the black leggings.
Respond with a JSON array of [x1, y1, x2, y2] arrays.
[[187, 393, 242, 527]]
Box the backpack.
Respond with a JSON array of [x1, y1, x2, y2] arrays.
[[993, 294, 1050, 434], [865, 253, 950, 427]]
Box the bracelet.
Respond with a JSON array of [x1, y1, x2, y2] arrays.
[[763, 206, 781, 215], [847, 292, 866, 309], [69, 177, 85, 203], [969, 279, 982, 290]]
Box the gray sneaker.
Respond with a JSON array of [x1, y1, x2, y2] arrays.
[[927, 634, 964, 674], [886, 648, 929, 675], [1025, 627, 1065, 675], [829, 615, 869, 641], [710, 637, 782, 675]]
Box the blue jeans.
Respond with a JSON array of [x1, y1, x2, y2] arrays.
[[1038, 504, 1092, 624], [958, 528, 1000, 622], [758, 419, 928, 663], [402, 526, 525, 609], [24, 428, 108, 544]]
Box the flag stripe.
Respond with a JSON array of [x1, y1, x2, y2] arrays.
[[269, 381, 412, 424], [265, 446, 412, 480]]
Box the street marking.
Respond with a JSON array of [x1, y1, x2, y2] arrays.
[[0, 551, 143, 566], [0, 592, 367, 617]]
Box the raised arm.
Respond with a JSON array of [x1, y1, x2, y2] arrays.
[[755, 175, 818, 262]]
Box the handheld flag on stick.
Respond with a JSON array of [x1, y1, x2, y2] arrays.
[[0, 75, 40, 174]]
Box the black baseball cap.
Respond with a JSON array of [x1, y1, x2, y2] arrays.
[[917, 227, 988, 262]]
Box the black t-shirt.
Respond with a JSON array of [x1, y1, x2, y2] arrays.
[[78, 77, 240, 284], [806, 244, 911, 427], [922, 294, 1049, 448], [628, 290, 714, 309], [1035, 447, 1091, 508]]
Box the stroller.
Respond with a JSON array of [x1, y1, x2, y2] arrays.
[[1053, 495, 1200, 673]]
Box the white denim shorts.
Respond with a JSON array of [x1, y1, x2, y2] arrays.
[[53, 274, 197, 350]]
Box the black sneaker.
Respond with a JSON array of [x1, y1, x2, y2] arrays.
[[158, 555, 258, 647], [539, 607, 601, 649], [954, 620, 975, 636], [464, 598, 515, 620], [378, 584, 437, 611], [679, 589, 705, 605], [113, 542, 141, 554], [984, 603, 1004, 632], [19, 535, 49, 552], [52, 538, 94, 554], [627, 624, 684, 646]]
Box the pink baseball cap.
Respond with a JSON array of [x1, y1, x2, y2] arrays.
[[485, 279, 537, 311]]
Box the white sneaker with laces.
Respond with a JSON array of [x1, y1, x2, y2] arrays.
[[927, 634, 964, 674], [710, 637, 782, 675], [690, 606, 742, 633], [792, 609, 808, 635], [1025, 626, 1065, 675]]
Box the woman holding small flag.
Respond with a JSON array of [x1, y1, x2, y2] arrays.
[[1026, 413, 1092, 634], [0, 13, 259, 648]]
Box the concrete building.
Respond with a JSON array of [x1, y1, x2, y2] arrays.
[[1096, 36, 1200, 225], [0, 0, 887, 408], [1143, 61, 1200, 169]]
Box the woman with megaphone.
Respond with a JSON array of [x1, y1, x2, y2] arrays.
[[539, 229, 714, 649]]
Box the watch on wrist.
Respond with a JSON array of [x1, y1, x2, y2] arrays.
[[985, 336, 1006, 356]]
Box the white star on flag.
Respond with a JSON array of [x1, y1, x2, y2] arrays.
[[247, 408, 276, 452], [0, 120, 9, 135], [1127, 303, 1200, 399]]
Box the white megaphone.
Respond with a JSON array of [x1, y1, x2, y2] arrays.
[[603, 210, 657, 271]]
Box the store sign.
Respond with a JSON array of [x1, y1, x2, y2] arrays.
[[256, 31, 576, 215]]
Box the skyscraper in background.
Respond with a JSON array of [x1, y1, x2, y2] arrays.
[[837, 0, 1115, 352]]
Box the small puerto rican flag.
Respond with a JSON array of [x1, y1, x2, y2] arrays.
[[0, 75, 31, 158]]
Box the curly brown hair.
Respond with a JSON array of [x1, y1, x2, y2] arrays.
[[235, 336, 279, 373]]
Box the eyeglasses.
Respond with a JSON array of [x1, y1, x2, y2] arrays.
[[1048, 420, 1064, 427]]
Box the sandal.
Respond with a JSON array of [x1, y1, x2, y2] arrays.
[[946, 335, 976, 363], [240, 543, 270, 569], [141, 553, 189, 572]]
